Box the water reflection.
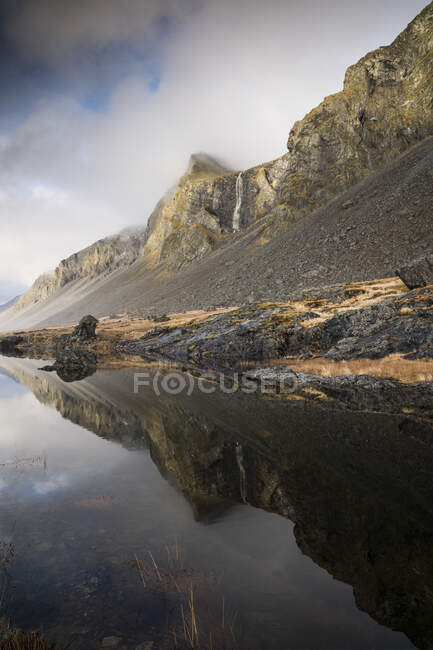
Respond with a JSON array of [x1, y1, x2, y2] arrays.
[[0, 356, 432, 649]]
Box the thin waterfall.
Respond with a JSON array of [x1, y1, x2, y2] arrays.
[[232, 172, 243, 232], [235, 443, 248, 503]]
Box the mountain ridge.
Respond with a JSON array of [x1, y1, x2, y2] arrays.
[[1, 1, 432, 330]]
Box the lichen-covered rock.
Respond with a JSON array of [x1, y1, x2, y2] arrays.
[[397, 255, 433, 289], [118, 286, 433, 366], [72, 314, 99, 341], [159, 224, 218, 271]]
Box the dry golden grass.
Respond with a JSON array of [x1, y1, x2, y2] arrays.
[[0, 622, 55, 650], [275, 354, 433, 383], [290, 277, 409, 328], [134, 542, 238, 649], [256, 277, 409, 328], [97, 307, 235, 341], [6, 307, 236, 365]]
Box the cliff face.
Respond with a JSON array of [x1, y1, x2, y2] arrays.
[[268, 1, 433, 218], [13, 228, 146, 313], [143, 2, 433, 266], [142, 153, 278, 272]]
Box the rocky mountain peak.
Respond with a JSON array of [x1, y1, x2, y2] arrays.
[[185, 153, 230, 179]]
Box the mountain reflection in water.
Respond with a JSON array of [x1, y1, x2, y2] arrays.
[[0, 356, 432, 650]]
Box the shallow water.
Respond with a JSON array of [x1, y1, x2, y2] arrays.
[[0, 357, 432, 649]]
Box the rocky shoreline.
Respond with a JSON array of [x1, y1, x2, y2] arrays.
[[1, 276, 432, 420]]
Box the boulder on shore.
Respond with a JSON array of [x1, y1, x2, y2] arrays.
[[397, 256, 433, 290], [72, 314, 99, 341]]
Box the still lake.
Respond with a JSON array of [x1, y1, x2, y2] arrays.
[[0, 356, 431, 649]]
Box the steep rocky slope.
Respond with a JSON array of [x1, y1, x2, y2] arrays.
[[1, 2, 432, 330], [3, 134, 431, 329], [0, 295, 19, 313]]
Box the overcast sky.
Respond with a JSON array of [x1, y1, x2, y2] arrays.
[[0, 0, 428, 302]]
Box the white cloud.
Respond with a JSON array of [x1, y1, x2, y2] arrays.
[[32, 185, 68, 204], [33, 472, 70, 495]]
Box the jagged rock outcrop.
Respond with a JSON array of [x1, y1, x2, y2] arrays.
[[37, 315, 99, 381], [71, 314, 99, 341], [397, 255, 433, 289], [142, 154, 280, 272], [12, 272, 58, 312], [143, 153, 235, 269], [118, 285, 433, 367]]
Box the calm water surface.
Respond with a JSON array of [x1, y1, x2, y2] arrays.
[[0, 356, 431, 649]]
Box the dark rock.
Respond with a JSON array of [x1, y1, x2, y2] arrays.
[[39, 324, 98, 382], [72, 314, 99, 341], [40, 349, 97, 382], [298, 312, 320, 322], [0, 335, 23, 354], [118, 286, 433, 367], [151, 314, 170, 323], [397, 255, 433, 289], [246, 367, 433, 417]]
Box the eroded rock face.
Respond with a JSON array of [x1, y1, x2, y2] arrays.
[[269, 2, 433, 218], [12, 229, 146, 313], [397, 255, 433, 289]]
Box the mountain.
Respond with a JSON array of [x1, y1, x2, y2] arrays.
[[1, 2, 432, 331], [0, 295, 20, 313]]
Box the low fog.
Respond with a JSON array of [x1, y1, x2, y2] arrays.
[[0, 0, 427, 299]]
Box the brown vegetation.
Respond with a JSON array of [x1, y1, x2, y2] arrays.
[[274, 354, 433, 383], [134, 542, 239, 649]]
